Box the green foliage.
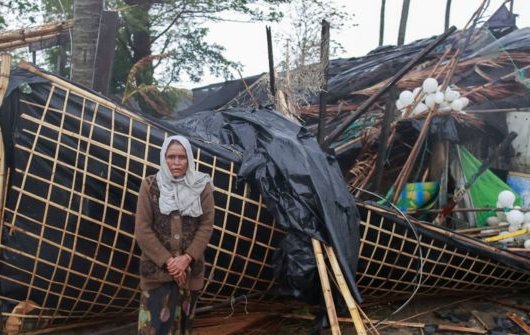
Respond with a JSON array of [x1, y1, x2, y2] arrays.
[[0, 1, 41, 28]]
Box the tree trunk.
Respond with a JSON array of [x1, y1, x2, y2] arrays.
[[379, 0, 386, 46], [124, 0, 154, 86], [72, 0, 103, 87], [444, 0, 452, 32], [397, 0, 411, 46]]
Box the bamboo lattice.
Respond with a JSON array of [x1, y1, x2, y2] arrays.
[[0, 63, 529, 333]]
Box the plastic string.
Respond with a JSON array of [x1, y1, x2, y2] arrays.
[[354, 187, 425, 328]]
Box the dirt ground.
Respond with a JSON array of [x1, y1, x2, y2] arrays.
[[50, 290, 530, 335]]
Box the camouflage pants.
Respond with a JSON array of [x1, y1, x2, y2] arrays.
[[138, 282, 198, 335]]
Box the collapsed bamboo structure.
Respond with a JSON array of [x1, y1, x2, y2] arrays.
[[0, 61, 528, 334], [1, 3, 530, 334]]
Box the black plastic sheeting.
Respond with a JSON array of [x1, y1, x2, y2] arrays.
[[161, 108, 362, 302], [1, 67, 362, 304], [397, 115, 463, 143]]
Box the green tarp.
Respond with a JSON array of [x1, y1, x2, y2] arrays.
[[459, 146, 521, 226]]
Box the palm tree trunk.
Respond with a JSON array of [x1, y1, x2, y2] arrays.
[[72, 0, 103, 87], [397, 0, 411, 46], [444, 0, 452, 32], [379, 0, 386, 46]]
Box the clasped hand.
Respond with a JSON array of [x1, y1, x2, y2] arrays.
[[166, 255, 191, 287]]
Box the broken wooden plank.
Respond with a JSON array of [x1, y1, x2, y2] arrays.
[[506, 312, 530, 334]]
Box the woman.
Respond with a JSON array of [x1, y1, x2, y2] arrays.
[[135, 135, 214, 335]]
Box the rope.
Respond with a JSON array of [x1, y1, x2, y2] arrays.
[[485, 29, 530, 89]]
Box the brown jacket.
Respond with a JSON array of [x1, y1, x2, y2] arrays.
[[135, 175, 214, 291]]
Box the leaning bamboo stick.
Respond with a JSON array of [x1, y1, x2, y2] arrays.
[[311, 238, 341, 335], [456, 225, 507, 234], [413, 207, 530, 214], [508, 248, 530, 253], [506, 312, 530, 335], [0, 54, 10, 217], [323, 244, 366, 335], [0, 53, 11, 106]]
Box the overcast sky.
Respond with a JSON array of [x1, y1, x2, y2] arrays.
[[183, 0, 530, 88]]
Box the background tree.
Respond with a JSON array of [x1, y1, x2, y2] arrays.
[[110, 0, 291, 114], [112, 0, 289, 93], [274, 0, 355, 109]]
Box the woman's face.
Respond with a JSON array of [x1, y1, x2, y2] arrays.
[[165, 143, 188, 177]]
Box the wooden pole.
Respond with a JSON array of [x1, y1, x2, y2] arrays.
[[397, 0, 411, 46], [373, 89, 396, 193], [324, 244, 366, 335], [266, 26, 276, 101], [444, 0, 452, 32], [311, 239, 341, 335], [93, 10, 118, 96], [317, 20, 330, 146], [379, 0, 386, 46]]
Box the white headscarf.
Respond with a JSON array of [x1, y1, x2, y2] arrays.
[[156, 135, 211, 217]]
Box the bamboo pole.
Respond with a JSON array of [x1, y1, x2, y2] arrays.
[[0, 53, 11, 105], [0, 20, 72, 42], [506, 312, 530, 334], [0, 53, 11, 220], [323, 244, 366, 335], [17, 61, 144, 123], [0, 20, 73, 52], [311, 239, 341, 335]]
